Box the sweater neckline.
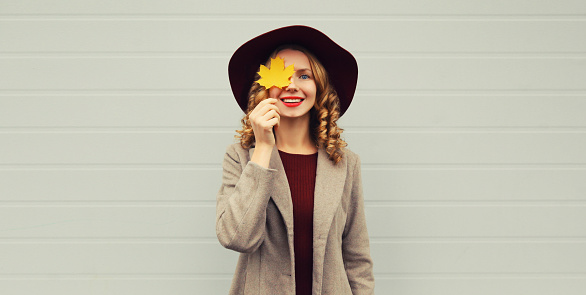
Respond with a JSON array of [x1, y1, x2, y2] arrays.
[[278, 149, 318, 156]]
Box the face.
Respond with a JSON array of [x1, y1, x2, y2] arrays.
[[268, 49, 317, 119]]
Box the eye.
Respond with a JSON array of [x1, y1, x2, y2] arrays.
[[299, 74, 310, 80]]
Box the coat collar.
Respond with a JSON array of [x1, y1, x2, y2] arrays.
[[248, 143, 348, 241]]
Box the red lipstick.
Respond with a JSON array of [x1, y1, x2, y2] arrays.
[[280, 96, 304, 107]]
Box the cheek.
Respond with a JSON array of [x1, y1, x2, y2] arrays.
[[269, 87, 282, 98], [308, 84, 317, 99]]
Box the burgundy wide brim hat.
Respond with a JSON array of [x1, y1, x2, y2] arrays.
[[228, 25, 358, 118]]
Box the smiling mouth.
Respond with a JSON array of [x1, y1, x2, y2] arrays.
[[280, 97, 304, 103]]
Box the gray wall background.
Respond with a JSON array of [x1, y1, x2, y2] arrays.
[[1, 0, 585, 294]]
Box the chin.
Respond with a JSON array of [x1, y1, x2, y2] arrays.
[[284, 110, 311, 118]]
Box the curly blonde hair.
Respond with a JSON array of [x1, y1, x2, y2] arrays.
[[234, 44, 348, 165]]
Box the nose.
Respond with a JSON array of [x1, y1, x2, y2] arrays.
[[285, 79, 298, 92]]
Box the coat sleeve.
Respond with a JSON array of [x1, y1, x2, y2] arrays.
[[216, 143, 278, 253], [342, 153, 375, 294]]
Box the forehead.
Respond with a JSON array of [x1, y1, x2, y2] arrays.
[[276, 49, 310, 68]]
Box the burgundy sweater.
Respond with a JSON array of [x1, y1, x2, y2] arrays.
[[278, 149, 318, 295]]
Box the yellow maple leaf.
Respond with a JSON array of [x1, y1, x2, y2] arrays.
[[256, 57, 295, 89]]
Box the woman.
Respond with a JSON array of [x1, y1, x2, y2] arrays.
[[216, 25, 374, 295]]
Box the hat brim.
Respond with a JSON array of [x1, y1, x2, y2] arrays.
[[228, 25, 357, 118]]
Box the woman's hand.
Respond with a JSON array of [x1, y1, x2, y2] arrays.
[[250, 97, 280, 147]]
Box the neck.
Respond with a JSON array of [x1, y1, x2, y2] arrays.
[[274, 112, 316, 153]]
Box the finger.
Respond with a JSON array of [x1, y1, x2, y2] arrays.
[[268, 117, 279, 127], [254, 98, 279, 121], [265, 99, 280, 110], [264, 98, 277, 108], [267, 103, 280, 115], [252, 98, 273, 115], [259, 102, 280, 116], [266, 112, 280, 129], [261, 109, 279, 122]]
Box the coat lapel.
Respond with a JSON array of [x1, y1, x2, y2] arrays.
[[312, 145, 347, 241], [247, 143, 347, 247], [248, 144, 294, 233], [311, 145, 347, 294]]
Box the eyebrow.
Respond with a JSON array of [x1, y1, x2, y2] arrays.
[[296, 68, 312, 72]]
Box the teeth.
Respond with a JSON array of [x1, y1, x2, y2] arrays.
[[282, 99, 303, 103]]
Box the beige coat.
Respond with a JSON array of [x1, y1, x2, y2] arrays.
[[216, 142, 374, 294]]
